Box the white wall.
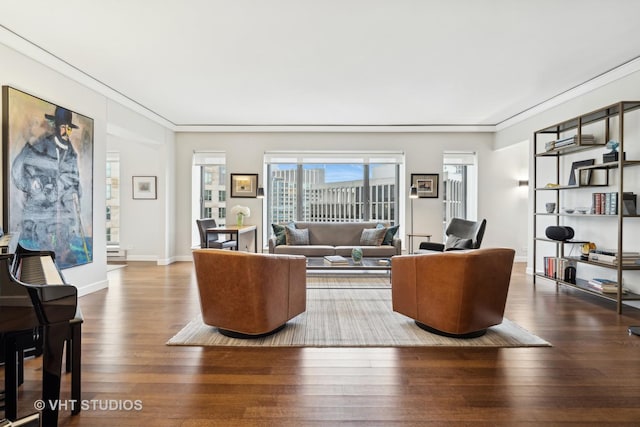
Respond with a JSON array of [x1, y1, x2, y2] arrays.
[[173, 131, 528, 261], [106, 100, 176, 264]]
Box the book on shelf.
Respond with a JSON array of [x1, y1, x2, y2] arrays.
[[587, 278, 628, 294], [545, 134, 595, 151], [588, 251, 640, 265], [601, 285, 628, 294], [324, 255, 349, 265], [543, 257, 576, 279]]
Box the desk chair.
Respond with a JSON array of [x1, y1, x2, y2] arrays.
[[196, 219, 237, 250]]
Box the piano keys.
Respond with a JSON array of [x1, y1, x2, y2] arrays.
[[1, 243, 78, 426]]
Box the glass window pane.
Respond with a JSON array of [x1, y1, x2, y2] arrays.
[[266, 158, 399, 226], [269, 164, 298, 224]]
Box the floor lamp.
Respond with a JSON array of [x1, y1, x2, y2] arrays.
[[257, 187, 264, 253], [409, 186, 418, 253]]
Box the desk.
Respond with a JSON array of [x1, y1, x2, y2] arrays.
[[407, 233, 432, 254], [206, 225, 257, 252]]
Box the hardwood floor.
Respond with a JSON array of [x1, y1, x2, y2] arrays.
[[7, 261, 640, 426]]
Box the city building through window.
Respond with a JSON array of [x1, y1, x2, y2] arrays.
[[265, 151, 403, 227]]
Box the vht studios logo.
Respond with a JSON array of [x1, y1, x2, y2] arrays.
[[34, 399, 143, 412]]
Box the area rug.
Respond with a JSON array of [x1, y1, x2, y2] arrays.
[[167, 286, 550, 348]]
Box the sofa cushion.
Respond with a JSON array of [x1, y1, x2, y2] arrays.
[[293, 222, 383, 246], [382, 224, 400, 245], [272, 223, 287, 246], [286, 226, 310, 245], [444, 235, 473, 250], [360, 227, 386, 246]]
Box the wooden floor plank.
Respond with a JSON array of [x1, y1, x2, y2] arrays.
[[4, 261, 640, 426]]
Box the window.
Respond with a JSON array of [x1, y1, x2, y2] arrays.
[[265, 152, 403, 227], [442, 151, 478, 238], [193, 151, 227, 245], [106, 152, 120, 245]]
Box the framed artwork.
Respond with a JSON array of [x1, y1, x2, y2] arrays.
[[411, 173, 439, 198], [2, 86, 94, 269], [132, 176, 157, 199], [231, 173, 258, 198]]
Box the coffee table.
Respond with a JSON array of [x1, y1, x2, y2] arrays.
[[306, 256, 392, 273]]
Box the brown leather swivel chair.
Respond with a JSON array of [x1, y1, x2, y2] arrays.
[[391, 248, 515, 338], [196, 218, 237, 249], [192, 249, 307, 338]]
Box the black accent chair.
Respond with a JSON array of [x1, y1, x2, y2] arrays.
[[418, 218, 487, 253], [196, 219, 237, 250]]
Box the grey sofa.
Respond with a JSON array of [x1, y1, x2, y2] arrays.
[[268, 221, 401, 257]]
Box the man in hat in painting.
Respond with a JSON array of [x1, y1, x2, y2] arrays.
[[11, 106, 82, 266]]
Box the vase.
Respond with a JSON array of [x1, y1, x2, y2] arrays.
[[351, 247, 363, 265], [236, 214, 244, 227]]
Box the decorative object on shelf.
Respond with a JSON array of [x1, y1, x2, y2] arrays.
[[133, 176, 157, 200], [576, 207, 589, 214], [603, 140, 626, 163], [622, 192, 637, 215], [564, 265, 576, 284], [230, 173, 258, 198], [568, 159, 594, 186], [230, 205, 250, 227], [351, 247, 363, 265], [580, 242, 596, 260], [545, 226, 574, 241], [562, 208, 575, 214], [545, 202, 556, 213], [411, 173, 439, 198]]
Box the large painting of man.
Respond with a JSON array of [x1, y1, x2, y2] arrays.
[[2, 86, 93, 269]]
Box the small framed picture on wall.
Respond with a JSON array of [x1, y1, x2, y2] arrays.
[[230, 173, 258, 198], [132, 176, 157, 199], [411, 173, 439, 198]]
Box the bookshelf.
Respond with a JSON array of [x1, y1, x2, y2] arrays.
[[532, 101, 640, 313]]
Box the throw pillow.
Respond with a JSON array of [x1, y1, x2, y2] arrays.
[[285, 225, 309, 245], [360, 227, 386, 246], [272, 223, 287, 246], [444, 235, 473, 250], [382, 224, 400, 245]]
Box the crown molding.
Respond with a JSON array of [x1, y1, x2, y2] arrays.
[[174, 124, 496, 133], [4, 25, 639, 135]]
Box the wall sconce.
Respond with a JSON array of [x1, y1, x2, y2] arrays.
[[518, 180, 529, 187], [256, 187, 265, 198]]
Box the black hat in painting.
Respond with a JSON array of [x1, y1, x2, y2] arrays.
[[45, 106, 78, 129]]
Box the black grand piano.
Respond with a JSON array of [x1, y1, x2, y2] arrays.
[[1, 241, 79, 426]]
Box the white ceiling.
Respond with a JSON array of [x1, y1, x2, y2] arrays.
[[2, 0, 640, 128]]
